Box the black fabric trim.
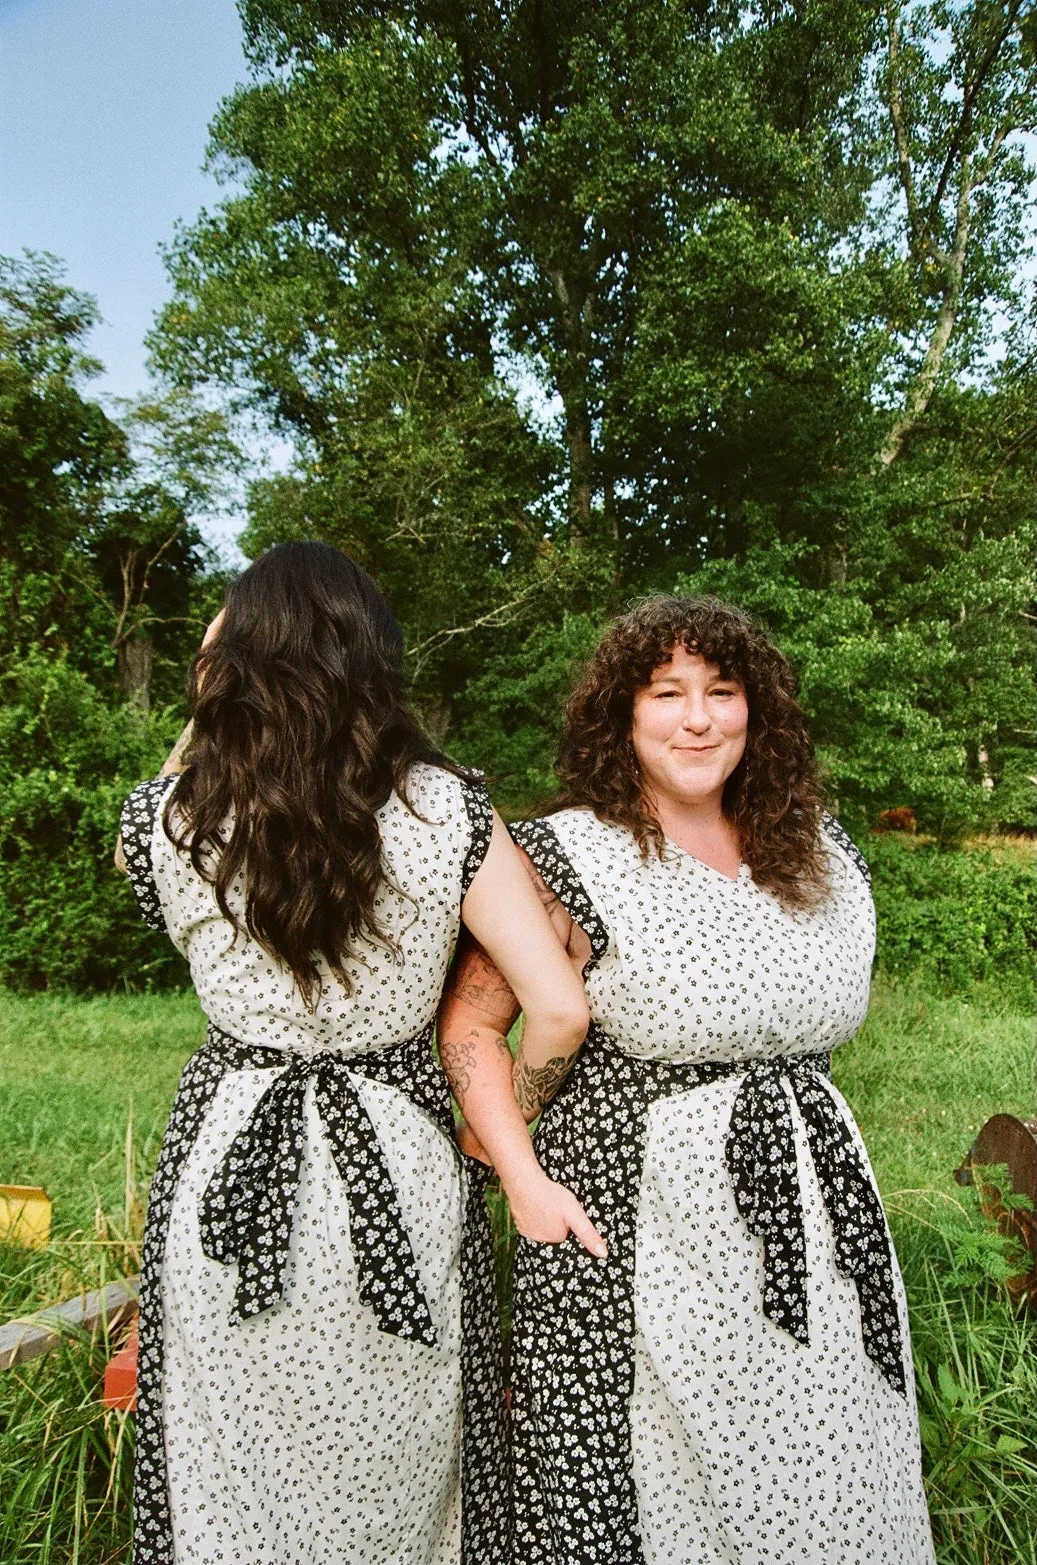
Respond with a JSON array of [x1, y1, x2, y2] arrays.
[[511, 1028, 905, 1565], [120, 776, 177, 932], [822, 812, 872, 889], [459, 775, 493, 898], [509, 817, 609, 970]]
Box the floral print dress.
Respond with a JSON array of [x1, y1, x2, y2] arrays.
[[508, 809, 935, 1565], [120, 764, 509, 1565]]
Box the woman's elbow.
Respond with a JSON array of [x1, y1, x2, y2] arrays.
[[538, 995, 590, 1047]]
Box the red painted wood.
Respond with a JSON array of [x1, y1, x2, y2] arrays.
[[102, 1320, 138, 1411]]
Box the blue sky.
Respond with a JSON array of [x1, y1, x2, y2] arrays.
[[0, 0, 246, 403]]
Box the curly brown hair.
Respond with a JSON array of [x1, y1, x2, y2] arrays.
[[554, 595, 831, 909], [166, 542, 460, 1005]]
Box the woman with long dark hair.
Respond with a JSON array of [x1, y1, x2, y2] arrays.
[[440, 595, 935, 1565], [118, 541, 599, 1565]]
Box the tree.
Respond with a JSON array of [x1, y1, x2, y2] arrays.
[[0, 253, 237, 708], [876, 0, 1036, 468], [151, 1, 1034, 826], [0, 252, 128, 665]]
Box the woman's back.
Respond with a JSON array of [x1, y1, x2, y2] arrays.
[[123, 761, 489, 1056]]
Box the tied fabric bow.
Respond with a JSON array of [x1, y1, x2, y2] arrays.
[[725, 1057, 907, 1396], [198, 1051, 438, 1346]]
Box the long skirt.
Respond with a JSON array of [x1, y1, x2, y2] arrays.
[[510, 1026, 935, 1565], [132, 1022, 510, 1565]]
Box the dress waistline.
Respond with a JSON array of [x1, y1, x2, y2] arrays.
[[196, 1021, 452, 1346], [577, 1026, 906, 1394]]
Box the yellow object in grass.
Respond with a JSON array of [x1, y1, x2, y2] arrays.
[[0, 1184, 52, 1248]]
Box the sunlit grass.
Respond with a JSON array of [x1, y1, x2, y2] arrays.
[[833, 976, 1034, 1200], [0, 977, 1033, 1563]]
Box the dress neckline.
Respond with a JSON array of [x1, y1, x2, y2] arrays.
[[661, 836, 750, 883]]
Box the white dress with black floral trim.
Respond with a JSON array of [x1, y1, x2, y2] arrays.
[[509, 809, 935, 1565], [120, 763, 508, 1565]]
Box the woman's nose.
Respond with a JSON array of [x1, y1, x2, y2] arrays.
[[681, 701, 711, 732]]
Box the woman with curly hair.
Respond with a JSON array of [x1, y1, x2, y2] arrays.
[[439, 595, 935, 1565], [117, 541, 601, 1565]]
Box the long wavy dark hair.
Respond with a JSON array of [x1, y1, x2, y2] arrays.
[[166, 542, 458, 1002], [554, 595, 831, 909]]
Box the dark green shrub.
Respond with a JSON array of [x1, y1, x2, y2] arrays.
[[864, 834, 1035, 1001], [0, 652, 188, 992]]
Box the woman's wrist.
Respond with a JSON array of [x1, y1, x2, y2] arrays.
[[498, 1153, 550, 1206]]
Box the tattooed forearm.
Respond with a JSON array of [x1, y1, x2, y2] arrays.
[[513, 1049, 578, 1120], [161, 720, 195, 776], [440, 1026, 511, 1109]]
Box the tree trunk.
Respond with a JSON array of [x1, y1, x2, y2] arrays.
[[117, 632, 153, 714], [418, 692, 452, 746], [549, 268, 594, 541]]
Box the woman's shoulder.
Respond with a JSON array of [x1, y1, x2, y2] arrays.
[[394, 759, 487, 820], [819, 812, 872, 892], [121, 774, 178, 845], [120, 775, 179, 932], [511, 806, 630, 863]]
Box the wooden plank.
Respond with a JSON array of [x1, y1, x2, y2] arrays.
[[0, 1277, 139, 1371]]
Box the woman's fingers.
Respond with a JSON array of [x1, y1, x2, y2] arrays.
[[508, 1176, 608, 1258], [201, 608, 225, 649], [562, 1195, 608, 1259]]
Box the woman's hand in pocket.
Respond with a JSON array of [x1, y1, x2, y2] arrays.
[[505, 1166, 607, 1258]]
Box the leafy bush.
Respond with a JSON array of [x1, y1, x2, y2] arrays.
[[889, 1190, 1037, 1565], [864, 834, 1035, 1001], [0, 652, 188, 992]]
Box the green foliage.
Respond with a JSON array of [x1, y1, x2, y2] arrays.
[[891, 1194, 1037, 1565], [0, 1309, 135, 1564], [0, 654, 188, 992], [675, 527, 1036, 841], [865, 835, 1036, 1000], [450, 611, 605, 811]]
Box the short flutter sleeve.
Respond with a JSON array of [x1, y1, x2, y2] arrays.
[[509, 816, 610, 971], [458, 774, 493, 898], [821, 812, 872, 890], [120, 776, 177, 933]]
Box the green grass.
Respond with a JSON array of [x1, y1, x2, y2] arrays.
[[0, 977, 1033, 1564], [0, 991, 203, 1242], [833, 976, 1034, 1199]]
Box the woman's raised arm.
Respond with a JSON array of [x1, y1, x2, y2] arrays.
[[441, 815, 605, 1255]]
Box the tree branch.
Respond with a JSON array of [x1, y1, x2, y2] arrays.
[[877, 156, 974, 468], [925, 1, 1021, 226], [406, 572, 554, 672], [885, 4, 924, 254]]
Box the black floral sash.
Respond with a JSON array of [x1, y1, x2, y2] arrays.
[[197, 1028, 444, 1339], [511, 1025, 905, 1565], [133, 1023, 510, 1565]]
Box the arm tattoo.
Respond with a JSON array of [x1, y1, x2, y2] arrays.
[[440, 1025, 510, 1109], [161, 720, 195, 776], [446, 940, 520, 1027], [513, 1048, 579, 1120]]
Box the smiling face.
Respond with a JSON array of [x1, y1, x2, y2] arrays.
[[630, 645, 749, 814]]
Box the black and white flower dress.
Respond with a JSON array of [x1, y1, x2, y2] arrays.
[[509, 809, 935, 1565], [120, 763, 509, 1565]]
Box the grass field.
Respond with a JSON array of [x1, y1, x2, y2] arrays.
[[0, 977, 1033, 1563]]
